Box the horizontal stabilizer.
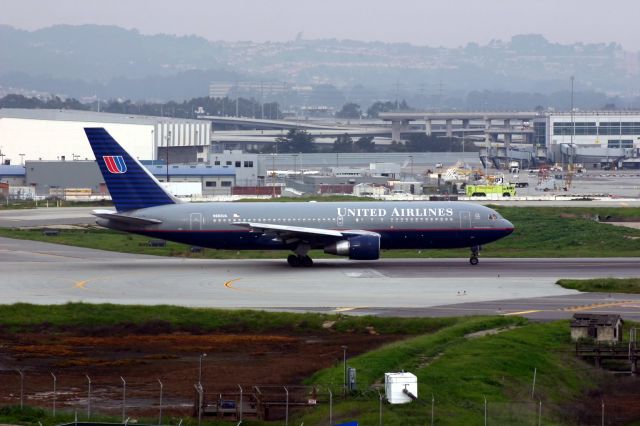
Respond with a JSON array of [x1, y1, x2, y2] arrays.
[[92, 209, 162, 226]]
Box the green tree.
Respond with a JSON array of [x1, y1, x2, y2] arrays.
[[332, 134, 354, 152], [275, 129, 316, 153], [355, 136, 376, 152], [335, 102, 362, 119], [366, 100, 410, 118]]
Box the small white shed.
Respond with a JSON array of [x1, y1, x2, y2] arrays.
[[384, 372, 418, 404]]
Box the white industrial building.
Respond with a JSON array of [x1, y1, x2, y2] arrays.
[[0, 109, 211, 165], [535, 111, 640, 167]]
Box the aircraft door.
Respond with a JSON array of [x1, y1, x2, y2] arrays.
[[460, 211, 471, 229], [190, 213, 202, 231], [337, 215, 344, 227]]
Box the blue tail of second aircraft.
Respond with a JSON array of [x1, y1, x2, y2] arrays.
[[85, 127, 177, 212]]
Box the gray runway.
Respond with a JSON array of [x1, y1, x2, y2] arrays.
[[1, 236, 639, 320]]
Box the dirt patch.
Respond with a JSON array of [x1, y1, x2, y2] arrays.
[[0, 325, 403, 420]]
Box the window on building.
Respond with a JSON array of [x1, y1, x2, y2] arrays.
[[221, 181, 232, 187], [197, 146, 204, 153], [244, 161, 254, 168], [205, 181, 217, 187], [226, 161, 232, 166], [235, 161, 241, 168], [214, 161, 220, 166]]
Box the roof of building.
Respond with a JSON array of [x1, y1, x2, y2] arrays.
[[0, 108, 205, 125], [147, 164, 235, 177], [570, 313, 623, 327], [0, 165, 26, 176]]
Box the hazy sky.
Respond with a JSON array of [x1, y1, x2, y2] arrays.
[[2, 0, 640, 50]]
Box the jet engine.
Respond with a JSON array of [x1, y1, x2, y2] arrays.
[[324, 234, 380, 260]]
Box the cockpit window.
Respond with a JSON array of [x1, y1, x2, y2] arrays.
[[488, 213, 498, 220]]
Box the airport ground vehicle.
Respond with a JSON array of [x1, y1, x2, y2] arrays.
[[465, 183, 516, 197]]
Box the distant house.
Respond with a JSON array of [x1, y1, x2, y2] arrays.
[[570, 314, 623, 342]]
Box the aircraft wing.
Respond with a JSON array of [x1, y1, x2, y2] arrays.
[[92, 209, 162, 226], [232, 222, 375, 245]]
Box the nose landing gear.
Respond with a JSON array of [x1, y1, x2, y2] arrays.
[[469, 245, 480, 265]]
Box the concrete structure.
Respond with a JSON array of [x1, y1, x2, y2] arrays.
[[26, 160, 106, 196], [24, 160, 236, 197], [210, 150, 264, 186], [0, 109, 211, 164], [0, 165, 26, 186], [148, 164, 236, 196], [570, 313, 624, 342]]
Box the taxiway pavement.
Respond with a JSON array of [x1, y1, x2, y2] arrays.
[[1, 237, 638, 320]]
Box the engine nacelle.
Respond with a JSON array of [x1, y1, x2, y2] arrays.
[[324, 234, 380, 260]]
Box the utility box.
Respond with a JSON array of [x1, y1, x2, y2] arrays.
[[348, 367, 357, 391], [384, 372, 418, 404]]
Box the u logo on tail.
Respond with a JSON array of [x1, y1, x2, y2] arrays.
[[103, 155, 127, 174]]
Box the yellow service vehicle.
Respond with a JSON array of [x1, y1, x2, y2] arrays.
[[465, 183, 516, 197]]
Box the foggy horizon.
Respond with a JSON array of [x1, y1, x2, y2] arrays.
[[2, 0, 640, 51]]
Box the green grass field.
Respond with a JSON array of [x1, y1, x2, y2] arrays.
[[557, 278, 640, 294], [1, 206, 639, 258]]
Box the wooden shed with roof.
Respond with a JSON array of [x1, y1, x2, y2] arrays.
[[570, 313, 623, 342]]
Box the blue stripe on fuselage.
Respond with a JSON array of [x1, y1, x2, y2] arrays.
[[123, 228, 512, 251]]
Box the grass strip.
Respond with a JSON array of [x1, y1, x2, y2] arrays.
[[0, 302, 458, 335], [556, 277, 640, 294]]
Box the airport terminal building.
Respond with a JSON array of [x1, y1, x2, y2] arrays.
[[536, 112, 640, 168]]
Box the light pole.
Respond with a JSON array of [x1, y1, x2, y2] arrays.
[[198, 353, 207, 386], [165, 130, 172, 182], [570, 75, 575, 168], [409, 155, 414, 179]]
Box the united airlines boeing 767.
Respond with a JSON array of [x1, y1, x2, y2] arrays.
[[85, 127, 514, 266]]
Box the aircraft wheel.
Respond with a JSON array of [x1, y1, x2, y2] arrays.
[[287, 254, 301, 267], [469, 256, 479, 266], [300, 255, 314, 267]]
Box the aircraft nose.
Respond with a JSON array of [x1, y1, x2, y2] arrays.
[[503, 219, 515, 234]]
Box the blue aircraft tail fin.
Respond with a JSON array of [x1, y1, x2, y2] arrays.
[[84, 127, 177, 212]]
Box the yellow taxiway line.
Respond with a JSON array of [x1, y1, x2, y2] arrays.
[[74, 280, 89, 289]]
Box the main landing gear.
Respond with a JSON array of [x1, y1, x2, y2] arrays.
[[287, 244, 313, 267], [287, 254, 313, 267], [469, 245, 480, 266]]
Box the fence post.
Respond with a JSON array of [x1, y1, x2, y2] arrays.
[[158, 379, 163, 425], [284, 386, 289, 426], [17, 370, 24, 410], [531, 367, 537, 398], [377, 390, 383, 426], [194, 384, 203, 426], [431, 394, 435, 426], [601, 399, 605, 426], [51, 372, 57, 417], [121, 376, 126, 422], [328, 388, 333, 426], [85, 374, 91, 419], [484, 395, 487, 426], [237, 384, 243, 422], [538, 398, 542, 426]]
